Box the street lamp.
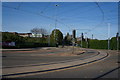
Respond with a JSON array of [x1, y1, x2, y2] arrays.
[[108, 23, 110, 50], [54, 4, 59, 46]]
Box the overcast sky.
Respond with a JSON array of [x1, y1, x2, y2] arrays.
[[2, 2, 118, 40]]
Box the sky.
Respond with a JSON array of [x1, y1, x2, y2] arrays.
[[2, 2, 118, 40]]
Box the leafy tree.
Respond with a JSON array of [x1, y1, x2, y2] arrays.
[[64, 33, 72, 45], [81, 33, 85, 41], [50, 29, 63, 45], [2, 32, 24, 43]]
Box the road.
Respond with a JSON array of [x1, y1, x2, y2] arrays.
[[23, 50, 118, 79], [2, 47, 119, 79], [2, 47, 97, 68]]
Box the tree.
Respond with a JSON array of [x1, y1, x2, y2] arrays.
[[39, 28, 48, 37], [81, 33, 85, 41], [50, 29, 63, 45], [64, 33, 72, 45], [30, 28, 47, 37], [2, 32, 24, 43], [30, 28, 40, 37]]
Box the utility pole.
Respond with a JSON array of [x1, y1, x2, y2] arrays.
[[81, 35, 82, 48], [116, 32, 119, 51], [54, 4, 59, 46], [81, 33, 84, 48], [48, 24, 51, 46], [108, 23, 110, 50], [85, 37, 88, 48], [92, 34, 93, 39]]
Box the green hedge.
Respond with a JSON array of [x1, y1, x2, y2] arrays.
[[88, 40, 108, 49], [78, 37, 120, 50]]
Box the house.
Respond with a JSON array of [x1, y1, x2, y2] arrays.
[[18, 33, 32, 37], [5, 32, 32, 37], [3, 32, 48, 38], [8, 32, 18, 35]]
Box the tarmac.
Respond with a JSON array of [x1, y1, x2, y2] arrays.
[[2, 50, 108, 78]]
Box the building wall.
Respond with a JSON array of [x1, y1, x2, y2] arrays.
[[18, 33, 32, 37]]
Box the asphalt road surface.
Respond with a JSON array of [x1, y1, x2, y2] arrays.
[[2, 47, 98, 68], [22, 50, 119, 79], [2, 47, 119, 79]]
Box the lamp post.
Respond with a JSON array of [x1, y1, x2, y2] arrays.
[[81, 33, 84, 48], [108, 23, 110, 50], [81, 35, 82, 48], [48, 24, 51, 46], [54, 4, 59, 46]]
